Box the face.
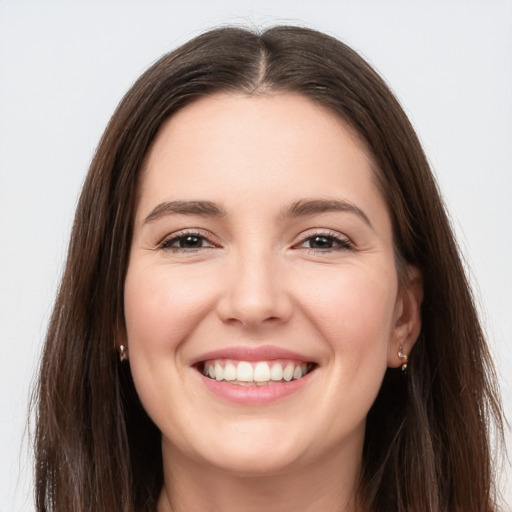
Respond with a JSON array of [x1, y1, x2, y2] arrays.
[[123, 93, 420, 477]]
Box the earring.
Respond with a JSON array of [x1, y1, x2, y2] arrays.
[[119, 345, 128, 362], [398, 346, 408, 372]]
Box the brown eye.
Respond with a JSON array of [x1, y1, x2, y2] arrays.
[[161, 234, 214, 250], [308, 236, 335, 249], [300, 234, 351, 251], [177, 235, 204, 248]]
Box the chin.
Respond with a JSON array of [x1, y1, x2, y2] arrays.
[[205, 447, 303, 478], [190, 423, 310, 477]]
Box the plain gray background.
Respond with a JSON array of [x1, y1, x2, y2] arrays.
[[1, 1, 511, 510]]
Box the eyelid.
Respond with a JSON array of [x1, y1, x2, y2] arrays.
[[158, 229, 220, 250], [292, 228, 353, 250], [156, 227, 352, 252]]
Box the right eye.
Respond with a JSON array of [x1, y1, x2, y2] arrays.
[[160, 233, 216, 251]]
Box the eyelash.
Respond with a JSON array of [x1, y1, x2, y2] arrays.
[[294, 230, 352, 252], [159, 230, 216, 252], [158, 230, 352, 253]]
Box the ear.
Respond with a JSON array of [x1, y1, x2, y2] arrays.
[[387, 265, 423, 367]]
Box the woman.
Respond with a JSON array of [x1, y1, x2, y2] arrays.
[[34, 26, 504, 511]]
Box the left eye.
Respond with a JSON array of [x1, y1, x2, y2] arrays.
[[299, 235, 351, 250], [161, 234, 213, 250]]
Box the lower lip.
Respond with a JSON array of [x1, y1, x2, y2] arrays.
[[199, 370, 315, 405]]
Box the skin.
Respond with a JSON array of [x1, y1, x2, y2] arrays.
[[122, 92, 422, 512]]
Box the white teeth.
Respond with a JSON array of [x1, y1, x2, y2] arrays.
[[202, 359, 312, 384], [237, 361, 254, 382], [270, 362, 283, 381], [283, 363, 294, 382], [224, 362, 237, 381], [254, 362, 270, 382]]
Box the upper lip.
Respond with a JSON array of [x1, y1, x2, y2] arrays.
[[190, 345, 317, 365]]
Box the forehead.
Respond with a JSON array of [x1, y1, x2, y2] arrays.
[[137, 92, 388, 226], [143, 91, 373, 172]]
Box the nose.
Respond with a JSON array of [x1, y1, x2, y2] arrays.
[[216, 249, 293, 329]]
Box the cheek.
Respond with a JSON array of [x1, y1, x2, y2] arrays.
[[124, 263, 217, 353], [297, 264, 398, 356]]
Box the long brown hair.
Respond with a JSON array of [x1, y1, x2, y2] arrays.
[[34, 26, 504, 511]]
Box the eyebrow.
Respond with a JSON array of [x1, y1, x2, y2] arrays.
[[281, 198, 373, 229], [143, 200, 227, 224], [143, 198, 373, 229]]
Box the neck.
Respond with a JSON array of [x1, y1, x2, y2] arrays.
[[157, 442, 366, 512]]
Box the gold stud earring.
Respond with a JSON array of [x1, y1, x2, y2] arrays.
[[398, 346, 408, 372], [119, 345, 128, 362]]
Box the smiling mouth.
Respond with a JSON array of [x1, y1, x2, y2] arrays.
[[198, 359, 316, 386]]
